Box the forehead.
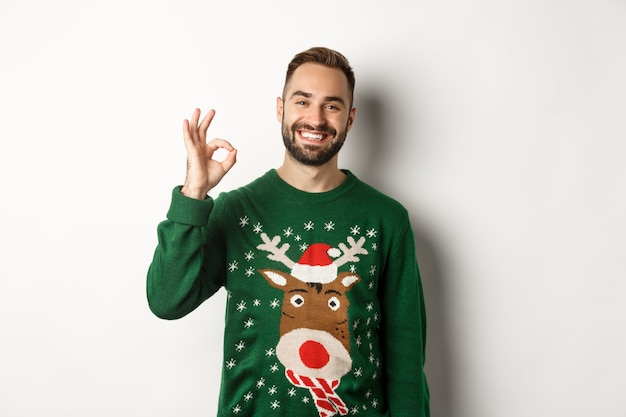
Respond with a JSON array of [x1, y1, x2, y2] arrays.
[[285, 63, 351, 101]]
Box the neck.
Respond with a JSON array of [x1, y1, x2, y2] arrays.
[[276, 153, 346, 193]]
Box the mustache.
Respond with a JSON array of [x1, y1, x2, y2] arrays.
[[292, 122, 337, 136]]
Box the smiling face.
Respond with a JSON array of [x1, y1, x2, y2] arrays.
[[277, 63, 356, 167]]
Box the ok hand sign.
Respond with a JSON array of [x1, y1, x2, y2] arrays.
[[180, 108, 237, 200]]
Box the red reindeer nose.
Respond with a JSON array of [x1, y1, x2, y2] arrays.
[[299, 340, 330, 369]]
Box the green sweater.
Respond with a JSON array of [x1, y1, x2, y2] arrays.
[[147, 170, 429, 417]]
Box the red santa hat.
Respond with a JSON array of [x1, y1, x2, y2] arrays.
[[290, 243, 341, 284]]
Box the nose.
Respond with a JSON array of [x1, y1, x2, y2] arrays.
[[306, 106, 325, 127], [299, 340, 330, 369]]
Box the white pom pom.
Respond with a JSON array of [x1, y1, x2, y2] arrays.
[[327, 247, 341, 258]]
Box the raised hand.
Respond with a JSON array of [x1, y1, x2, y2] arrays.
[[180, 108, 237, 200]]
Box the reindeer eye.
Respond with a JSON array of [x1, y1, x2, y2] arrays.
[[328, 296, 340, 311], [290, 294, 305, 307]]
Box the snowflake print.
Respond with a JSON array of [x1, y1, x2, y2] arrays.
[[236, 301, 246, 312], [299, 243, 308, 252], [244, 392, 254, 402], [373, 312, 379, 321], [370, 265, 377, 276], [372, 371, 378, 380], [235, 341, 246, 352], [365, 390, 372, 398], [369, 352, 375, 363], [355, 335, 362, 347], [302, 397, 310, 404], [233, 404, 242, 414], [366, 330, 372, 339], [256, 378, 265, 388], [268, 385, 278, 395], [371, 242, 378, 251], [239, 216, 249, 227], [324, 221, 335, 231], [270, 298, 280, 309], [294, 235, 302, 241], [366, 317, 371, 326], [265, 348, 275, 357], [245, 267, 255, 277], [303, 221, 314, 231], [226, 358, 237, 369], [283, 227, 294, 237], [228, 261, 239, 272], [270, 400, 280, 410], [349, 264, 357, 273], [244, 251, 254, 261], [350, 225, 361, 235], [253, 299, 261, 307], [350, 405, 359, 414], [366, 302, 374, 311], [366, 228, 377, 238], [353, 367, 363, 377], [287, 388, 297, 397], [353, 319, 360, 330], [243, 318, 254, 329], [368, 281, 375, 290], [253, 222, 263, 234], [371, 398, 379, 408], [270, 363, 280, 373]]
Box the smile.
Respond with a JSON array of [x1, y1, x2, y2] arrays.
[[298, 130, 328, 142]]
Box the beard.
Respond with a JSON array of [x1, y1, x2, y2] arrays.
[[281, 120, 349, 167]]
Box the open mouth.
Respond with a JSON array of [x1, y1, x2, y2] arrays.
[[297, 130, 329, 142]]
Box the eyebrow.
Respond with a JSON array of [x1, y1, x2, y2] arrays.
[[290, 90, 346, 105]]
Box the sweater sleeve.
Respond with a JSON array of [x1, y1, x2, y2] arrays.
[[146, 187, 227, 320], [380, 220, 430, 417]]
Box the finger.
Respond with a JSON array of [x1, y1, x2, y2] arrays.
[[206, 138, 236, 152], [198, 109, 216, 141], [220, 148, 237, 173], [189, 108, 201, 142]]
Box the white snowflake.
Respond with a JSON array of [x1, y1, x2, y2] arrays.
[[245, 267, 255, 277], [355, 335, 362, 347], [371, 242, 378, 251], [253, 299, 261, 307], [228, 261, 239, 272], [353, 319, 360, 330], [351, 405, 360, 414], [366, 228, 377, 238], [270, 400, 280, 410], [369, 352, 375, 363], [369, 265, 377, 276], [268, 385, 278, 395], [239, 216, 249, 227], [299, 243, 308, 252], [294, 235, 302, 241], [366, 302, 374, 311], [373, 312, 379, 321], [304, 221, 314, 231], [253, 222, 263, 234], [368, 281, 375, 290], [366, 317, 371, 326], [244, 251, 254, 261], [235, 341, 246, 352], [350, 225, 361, 235], [243, 318, 254, 328], [233, 404, 242, 414], [226, 358, 237, 369], [302, 396, 310, 404], [365, 390, 372, 398], [366, 330, 372, 339], [265, 348, 275, 357], [283, 227, 293, 237], [371, 398, 379, 408], [287, 388, 297, 397], [324, 221, 335, 231], [236, 301, 246, 312], [349, 264, 357, 273], [270, 298, 280, 309], [244, 391, 254, 401], [256, 378, 265, 388], [372, 371, 378, 380], [270, 363, 280, 373], [369, 342, 373, 351], [353, 367, 363, 377]]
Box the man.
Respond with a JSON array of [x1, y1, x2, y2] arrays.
[[147, 47, 429, 417]]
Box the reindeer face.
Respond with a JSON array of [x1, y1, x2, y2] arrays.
[[259, 269, 360, 379]]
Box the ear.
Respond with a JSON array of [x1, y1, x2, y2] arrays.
[[346, 107, 356, 132], [259, 268, 290, 289], [338, 271, 360, 290], [276, 96, 284, 123]]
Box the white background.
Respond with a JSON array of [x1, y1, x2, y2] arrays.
[[1, 1, 625, 416]]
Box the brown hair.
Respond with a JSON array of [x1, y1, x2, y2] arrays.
[[284, 47, 355, 105]]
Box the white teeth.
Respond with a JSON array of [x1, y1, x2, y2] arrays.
[[300, 132, 324, 140]]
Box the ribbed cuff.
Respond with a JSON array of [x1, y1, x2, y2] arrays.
[[166, 186, 214, 226]]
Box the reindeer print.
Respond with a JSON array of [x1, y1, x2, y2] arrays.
[[257, 233, 368, 417]]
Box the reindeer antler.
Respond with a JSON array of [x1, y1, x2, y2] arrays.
[[334, 236, 369, 267], [257, 233, 296, 268]]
